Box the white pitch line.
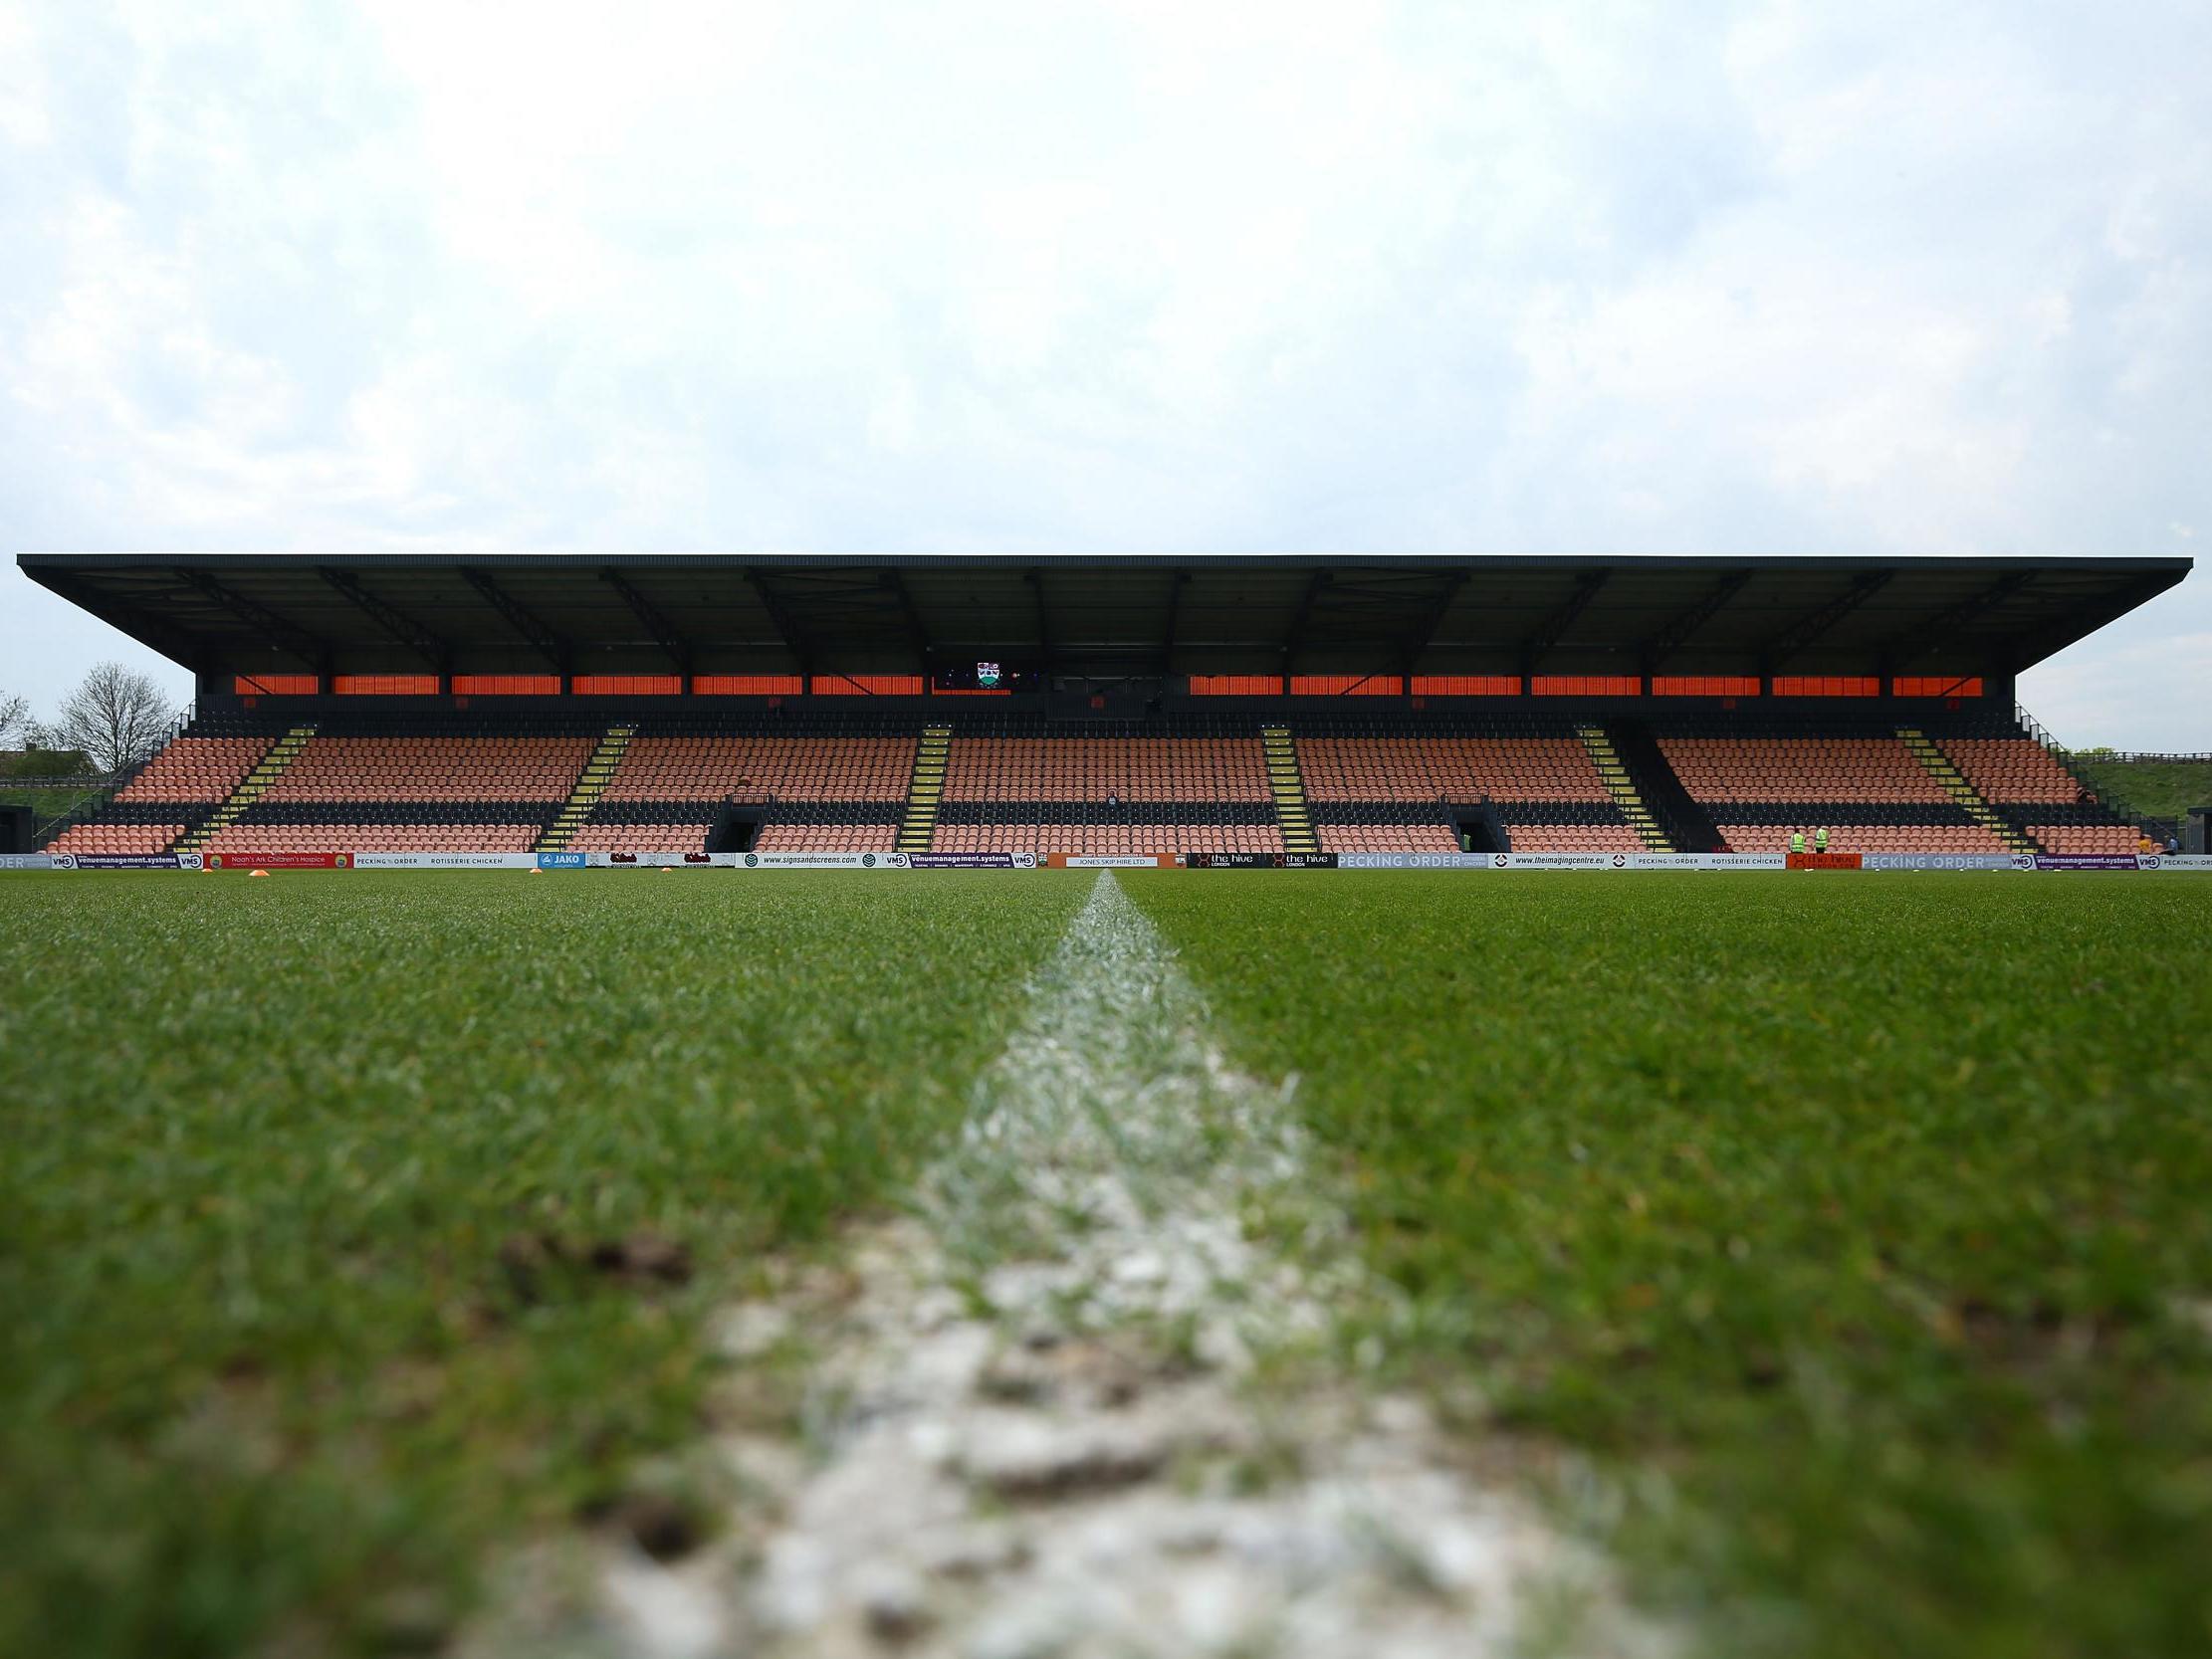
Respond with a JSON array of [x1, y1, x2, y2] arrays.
[[553, 873, 1664, 1659]]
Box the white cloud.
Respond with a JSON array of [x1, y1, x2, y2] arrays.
[[0, 0, 2206, 746]]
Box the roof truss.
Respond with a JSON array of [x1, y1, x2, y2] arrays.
[[317, 566, 450, 671], [461, 566, 570, 674]]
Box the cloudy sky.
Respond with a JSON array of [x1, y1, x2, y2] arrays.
[[1, 0, 2206, 747]]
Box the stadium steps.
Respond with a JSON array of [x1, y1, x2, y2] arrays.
[[174, 726, 318, 853], [1898, 727, 2040, 854], [538, 726, 635, 851], [1609, 719, 1722, 852], [897, 725, 952, 854], [1260, 725, 1318, 855], [1575, 724, 1671, 851]]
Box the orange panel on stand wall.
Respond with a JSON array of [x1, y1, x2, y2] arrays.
[[1892, 677, 1984, 698], [1188, 676, 1285, 696], [571, 675, 683, 696], [332, 675, 439, 696], [1410, 676, 1521, 697], [1530, 676, 1642, 696], [451, 675, 560, 696], [693, 675, 805, 696], [811, 675, 927, 697], [1651, 676, 1760, 697], [1772, 677, 1880, 698], [1289, 676, 1404, 697]]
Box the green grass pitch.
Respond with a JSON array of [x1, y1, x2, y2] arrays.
[[3, 869, 2208, 1658]]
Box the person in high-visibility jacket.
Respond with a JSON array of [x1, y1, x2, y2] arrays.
[[1814, 826, 1830, 854], [1789, 828, 1807, 855]]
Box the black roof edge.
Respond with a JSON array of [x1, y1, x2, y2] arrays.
[[15, 550, 2198, 573]]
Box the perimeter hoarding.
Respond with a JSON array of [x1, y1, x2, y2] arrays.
[[1862, 853, 2018, 871], [723, 851, 906, 869], [205, 852, 349, 869], [350, 853, 538, 869]]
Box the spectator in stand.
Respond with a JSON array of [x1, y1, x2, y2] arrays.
[[2169, 833, 2182, 855]]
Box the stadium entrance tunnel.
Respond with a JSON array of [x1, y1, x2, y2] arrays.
[[0, 805, 33, 855], [1455, 803, 1509, 854], [707, 804, 763, 854]]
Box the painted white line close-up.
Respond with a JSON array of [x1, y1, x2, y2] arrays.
[[500, 872, 1663, 1658]]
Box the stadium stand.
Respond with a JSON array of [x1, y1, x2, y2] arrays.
[[1932, 726, 2143, 854], [40, 702, 2150, 859], [935, 720, 1284, 856], [22, 554, 2177, 863], [572, 722, 914, 854], [1657, 721, 2014, 855], [1297, 718, 1647, 853], [111, 735, 273, 804]]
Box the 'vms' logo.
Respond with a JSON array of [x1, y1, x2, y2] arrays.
[[1013, 851, 1036, 869], [887, 852, 909, 868]]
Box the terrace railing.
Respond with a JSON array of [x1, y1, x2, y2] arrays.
[[2017, 700, 2155, 829]]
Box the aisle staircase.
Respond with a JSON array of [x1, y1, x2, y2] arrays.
[[897, 725, 952, 856], [538, 725, 634, 851], [1261, 725, 1317, 856], [1575, 723, 1671, 851], [1897, 726, 2039, 854], [174, 725, 317, 853]]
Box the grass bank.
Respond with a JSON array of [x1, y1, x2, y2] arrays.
[[2065, 756, 2212, 825]]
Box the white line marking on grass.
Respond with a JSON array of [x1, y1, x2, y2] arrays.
[[553, 873, 1662, 1658]]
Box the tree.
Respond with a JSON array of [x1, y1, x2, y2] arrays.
[[0, 690, 30, 748], [48, 663, 177, 772]]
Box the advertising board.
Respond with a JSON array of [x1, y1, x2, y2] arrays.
[[0, 853, 57, 870], [1786, 852, 1864, 870], [1861, 853, 2017, 871], [1335, 852, 1491, 869], [347, 853, 535, 869], [903, 853, 1028, 869], [1182, 851, 1340, 868], [729, 851, 902, 869], [1047, 854, 1175, 868], [205, 851, 348, 869], [2032, 854, 2139, 872]]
